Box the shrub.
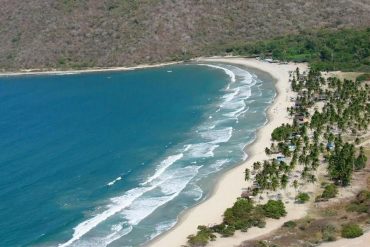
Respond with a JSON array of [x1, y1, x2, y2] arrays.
[[283, 220, 297, 228], [187, 225, 216, 247], [341, 223, 363, 238], [262, 200, 287, 219], [296, 192, 310, 203], [223, 198, 254, 226], [356, 190, 370, 202], [321, 184, 338, 199], [356, 73, 370, 82], [346, 190, 370, 214], [322, 224, 337, 242], [220, 225, 236, 237], [219, 198, 267, 235]]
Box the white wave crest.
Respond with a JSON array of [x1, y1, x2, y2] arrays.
[[200, 127, 233, 144], [122, 165, 201, 225], [183, 184, 203, 201], [198, 64, 236, 83], [58, 185, 157, 247], [107, 176, 122, 186], [208, 159, 230, 174], [142, 153, 184, 185], [186, 143, 219, 158], [149, 220, 177, 240], [221, 99, 246, 111]]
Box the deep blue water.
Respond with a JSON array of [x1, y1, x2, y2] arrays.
[[0, 64, 275, 247]]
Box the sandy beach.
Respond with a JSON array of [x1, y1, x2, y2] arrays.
[[148, 57, 308, 247], [0, 61, 180, 77]]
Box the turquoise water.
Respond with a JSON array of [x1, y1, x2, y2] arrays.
[[0, 64, 275, 247]]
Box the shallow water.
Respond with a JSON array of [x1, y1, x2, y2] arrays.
[[0, 63, 275, 247]]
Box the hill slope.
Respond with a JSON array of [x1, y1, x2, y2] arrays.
[[1, 0, 370, 70]]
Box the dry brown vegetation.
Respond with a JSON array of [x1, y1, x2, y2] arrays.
[[1, 0, 370, 70]]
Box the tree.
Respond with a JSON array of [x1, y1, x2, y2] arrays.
[[271, 176, 280, 191], [293, 180, 299, 191], [244, 168, 250, 181], [328, 143, 355, 186], [271, 124, 292, 141], [355, 147, 367, 170], [280, 174, 289, 189], [253, 162, 261, 171]]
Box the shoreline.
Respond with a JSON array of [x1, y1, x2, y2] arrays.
[[0, 61, 181, 77], [148, 57, 308, 247]]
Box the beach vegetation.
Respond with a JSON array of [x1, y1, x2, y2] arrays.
[[356, 73, 370, 82], [321, 224, 337, 242], [328, 143, 355, 186], [355, 147, 367, 170], [341, 223, 363, 238], [346, 190, 370, 214], [262, 200, 287, 219], [271, 124, 293, 141], [253, 162, 262, 171], [282, 220, 297, 228], [296, 192, 310, 203], [321, 184, 338, 199], [187, 225, 216, 247], [244, 168, 251, 181]]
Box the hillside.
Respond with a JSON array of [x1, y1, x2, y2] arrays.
[[1, 0, 370, 71]]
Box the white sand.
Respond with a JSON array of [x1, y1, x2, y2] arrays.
[[149, 57, 308, 247], [0, 61, 180, 77]]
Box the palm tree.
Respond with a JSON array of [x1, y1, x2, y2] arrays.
[[244, 168, 250, 181]]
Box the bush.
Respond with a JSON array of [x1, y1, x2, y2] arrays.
[[341, 223, 363, 238], [187, 226, 216, 247], [262, 200, 287, 219], [356, 73, 370, 82], [283, 220, 297, 228], [219, 198, 267, 236], [296, 192, 310, 203], [346, 190, 370, 214], [321, 184, 338, 199], [223, 198, 254, 226], [322, 224, 337, 242]]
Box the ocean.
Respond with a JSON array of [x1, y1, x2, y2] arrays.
[[0, 63, 275, 247]]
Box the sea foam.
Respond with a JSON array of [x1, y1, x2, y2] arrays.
[[143, 153, 184, 185], [107, 176, 122, 186], [199, 127, 233, 144], [198, 64, 236, 83]]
